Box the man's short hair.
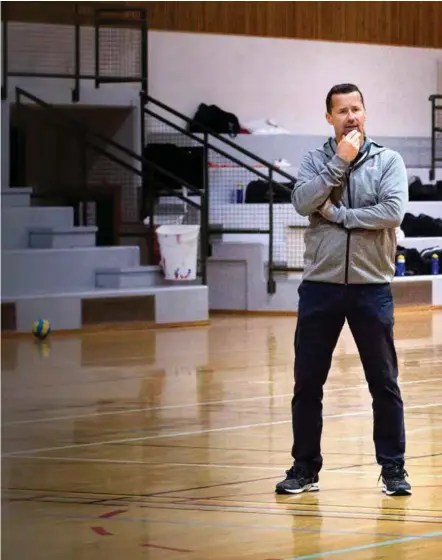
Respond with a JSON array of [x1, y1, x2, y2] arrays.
[[326, 84, 365, 114]]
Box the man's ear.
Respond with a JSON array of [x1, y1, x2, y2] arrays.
[[325, 112, 333, 125]]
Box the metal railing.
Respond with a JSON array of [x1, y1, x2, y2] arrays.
[[1, 3, 148, 102], [3, 2, 305, 294], [141, 94, 301, 294], [14, 87, 209, 282], [429, 94, 442, 181]]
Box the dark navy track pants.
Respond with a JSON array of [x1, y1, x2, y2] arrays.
[[291, 280, 406, 474]]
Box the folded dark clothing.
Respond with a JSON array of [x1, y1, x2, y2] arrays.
[[401, 212, 442, 237], [408, 177, 442, 201]]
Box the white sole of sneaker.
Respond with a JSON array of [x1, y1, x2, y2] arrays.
[[382, 484, 412, 496], [284, 482, 320, 494]]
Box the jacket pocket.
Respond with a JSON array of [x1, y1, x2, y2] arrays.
[[303, 223, 346, 267], [350, 229, 396, 281]]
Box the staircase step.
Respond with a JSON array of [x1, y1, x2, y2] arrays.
[[1, 206, 74, 249], [28, 226, 97, 249], [95, 266, 164, 289], [1, 246, 140, 298], [2, 285, 209, 332], [1, 187, 33, 207]]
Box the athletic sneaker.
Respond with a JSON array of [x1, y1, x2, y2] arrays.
[[380, 466, 412, 496], [275, 464, 319, 494]]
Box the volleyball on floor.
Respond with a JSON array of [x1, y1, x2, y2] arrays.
[[32, 319, 51, 340]]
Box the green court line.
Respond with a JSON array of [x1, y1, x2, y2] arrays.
[[290, 530, 442, 559]]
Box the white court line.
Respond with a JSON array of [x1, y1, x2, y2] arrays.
[[6, 424, 441, 466], [3, 402, 442, 458], [2, 387, 347, 427], [5, 456, 442, 480], [324, 469, 442, 478], [2, 455, 287, 470], [5, 376, 442, 427], [1, 419, 289, 457], [3, 383, 369, 426]]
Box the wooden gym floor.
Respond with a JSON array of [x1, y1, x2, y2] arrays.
[[2, 310, 442, 559]]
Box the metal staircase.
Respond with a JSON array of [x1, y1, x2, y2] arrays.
[[1, 2, 299, 294]]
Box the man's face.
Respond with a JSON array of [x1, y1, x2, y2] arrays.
[[326, 91, 367, 143]]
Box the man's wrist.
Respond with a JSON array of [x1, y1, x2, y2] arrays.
[[332, 154, 352, 169], [333, 205, 346, 224], [319, 201, 347, 224]]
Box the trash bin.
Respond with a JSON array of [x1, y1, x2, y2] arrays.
[[143, 214, 185, 266], [156, 224, 200, 280]]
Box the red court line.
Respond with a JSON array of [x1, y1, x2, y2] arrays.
[[140, 543, 192, 552], [99, 509, 127, 519], [91, 526, 113, 536]]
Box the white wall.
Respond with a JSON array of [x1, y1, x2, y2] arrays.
[[148, 30, 442, 138]]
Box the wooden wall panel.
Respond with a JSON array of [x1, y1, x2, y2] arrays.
[[4, 1, 442, 49]]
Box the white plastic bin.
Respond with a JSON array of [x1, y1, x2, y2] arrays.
[[156, 225, 200, 280]]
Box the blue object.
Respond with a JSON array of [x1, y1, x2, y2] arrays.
[[396, 255, 405, 276], [32, 318, 51, 340], [236, 186, 244, 203], [431, 254, 439, 275]]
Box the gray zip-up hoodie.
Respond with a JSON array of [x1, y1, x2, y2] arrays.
[[291, 136, 409, 284]]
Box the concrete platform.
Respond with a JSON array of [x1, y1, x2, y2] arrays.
[[207, 242, 442, 313], [2, 206, 74, 249], [1, 187, 33, 207], [95, 266, 164, 289], [28, 226, 98, 249], [1, 246, 140, 298], [1, 285, 209, 332]]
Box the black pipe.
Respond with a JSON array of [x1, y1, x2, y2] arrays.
[[8, 72, 142, 82], [140, 8, 148, 97], [209, 228, 270, 234], [430, 96, 436, 181], [94, 17, 100, 88], [72, 3, 80, 102], [200, 132, 210, 284], [267, 169, 276, 295], [1, 8, 8, 100]]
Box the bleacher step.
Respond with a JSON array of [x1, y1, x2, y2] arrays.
[[95, 266, 164, 289], [2, 285, 209, 332], [1, 187, 33, 207], [29, 226, 97, 249], [2, 206, 75, 250], [1, 246, 140, 298]]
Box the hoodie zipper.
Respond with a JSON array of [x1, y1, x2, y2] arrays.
[[342, 143, 375, 285], [344, 169, 352, 285], [324, 139, 379, 285]]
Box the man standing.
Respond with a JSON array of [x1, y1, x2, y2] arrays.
[[276, 83, 411, 496]]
